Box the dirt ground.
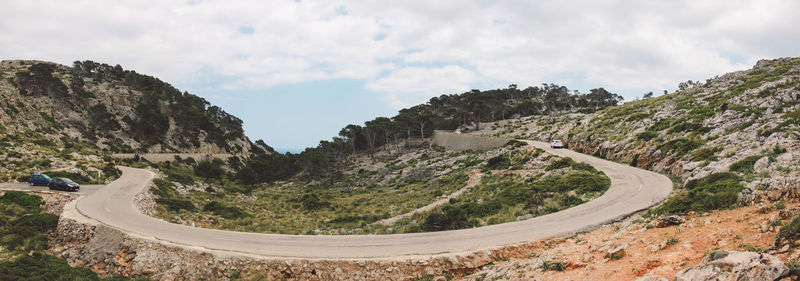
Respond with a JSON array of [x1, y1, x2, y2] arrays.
[[461, 202, 793, 280]]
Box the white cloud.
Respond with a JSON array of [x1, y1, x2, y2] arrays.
[[1, 0, 799, 103], [367, 66, 477, 109]]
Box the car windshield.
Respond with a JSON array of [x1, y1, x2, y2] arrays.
[[62, 178, 76, 184]]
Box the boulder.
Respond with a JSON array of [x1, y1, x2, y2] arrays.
[[674, 251, 787, 281], [754, 157, 770, 174], [767, 186, 785, 201], [605, 243, 628, 260], [739, 188, 760, 205], [655, 215, 685, 228]]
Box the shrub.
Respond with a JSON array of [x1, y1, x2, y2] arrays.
[[571, 161, 598, 172], [155, 198, 195, 212], [150, 178, 177, 198], [203, 201, 248, 219], [0, 252, 151, 281], [536, 171, 610, 194], [102, 163, 121, 180], [684, 172, 740, 190], [545, 157, 574, 171], [0, 191, 44, 211], [195, 159, 224, 181], [658, 137, 704, 157], [729, 155, 762, 174], [777, 216, 800, 248], [690, 147, 720, 162], [652, 173, 744, 215], [505, 140, 526, 148], [636, 131, 658, 141], [0, 212, 59, 252], [164, 165, 195, 185], [485, 154, 510, 170], [649, 120, 672, 131], [539, 260, 566, 271], [422, 204, 470, 232], [630, 153, 641, 167], [298, 193, 330, 210]]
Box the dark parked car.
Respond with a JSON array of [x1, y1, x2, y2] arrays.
[[29, 174, 52, 186], [48, 177, 80, 192]]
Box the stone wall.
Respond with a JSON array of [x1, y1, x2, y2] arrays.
[[431, 130, 510, 151], [110, 153, 234, 163]]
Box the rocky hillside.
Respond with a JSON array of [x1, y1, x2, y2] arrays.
[[480, 57, 800, 194], [0, 60, 258, 154]]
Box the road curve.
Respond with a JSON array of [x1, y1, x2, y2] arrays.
[[74, 141, 672, 259]]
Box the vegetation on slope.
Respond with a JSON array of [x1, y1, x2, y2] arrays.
[[0, 60, 254, 153], [148, 142, 610, 235], [0, 191, 149, 281], [650, 173, 744, 215], [232, 85, 624, 187], [399, 156, 609, 232]]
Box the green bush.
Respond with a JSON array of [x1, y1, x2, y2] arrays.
[[658, 137, 704, 157], [298, 193, 330, 210], [0, 252, 151, 281], [194, 159, 224, 181], [505, 140, 526, 148], [0, 191, 44, 211], [154, 198, 195, 212], [545, 157, 574, 171], [203, 201, 248, 219], [777, 216, 800, 248], [422, 204, 470, 231], [690, 147, 721, 162], [684, 172, 740, 190], [418, 170, 610, 232], [571, 161, 598, 172], [150, 178, 177, 198], [163, 165, 195, 185], [485, 154, 510, 170], [652, 173, 744, 215], [729, 155, 762, 174], [636, 131, 658, 141], [649, 120, 672, 131]]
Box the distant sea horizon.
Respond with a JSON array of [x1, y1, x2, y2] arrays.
[[273, 147, 305, 154]]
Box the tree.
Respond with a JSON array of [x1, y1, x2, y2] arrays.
[[195, 159, 224, 181], [236, 165, 257, 187], [643, 92, 654, 99]]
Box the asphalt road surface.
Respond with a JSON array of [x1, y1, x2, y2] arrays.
[[23, 140, 674, 259]]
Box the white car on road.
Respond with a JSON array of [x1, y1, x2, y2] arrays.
[[550, 139, 565, 148]]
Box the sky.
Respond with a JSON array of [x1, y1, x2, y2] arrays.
[[2, 1, 799, 150]]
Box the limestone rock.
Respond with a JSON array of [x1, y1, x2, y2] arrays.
[[655, 215, 685, 228], [605, 243, 628, 260], [754, 157, 770, 174], [674, 251, 787, 281], [636, 274, 668, 281]]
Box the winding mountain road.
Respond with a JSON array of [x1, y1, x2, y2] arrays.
[[20, 141, 673, 259]]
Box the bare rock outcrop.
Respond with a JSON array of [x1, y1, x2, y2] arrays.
[[674, 251, 787, 281], [655, 215, 685, 228]]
